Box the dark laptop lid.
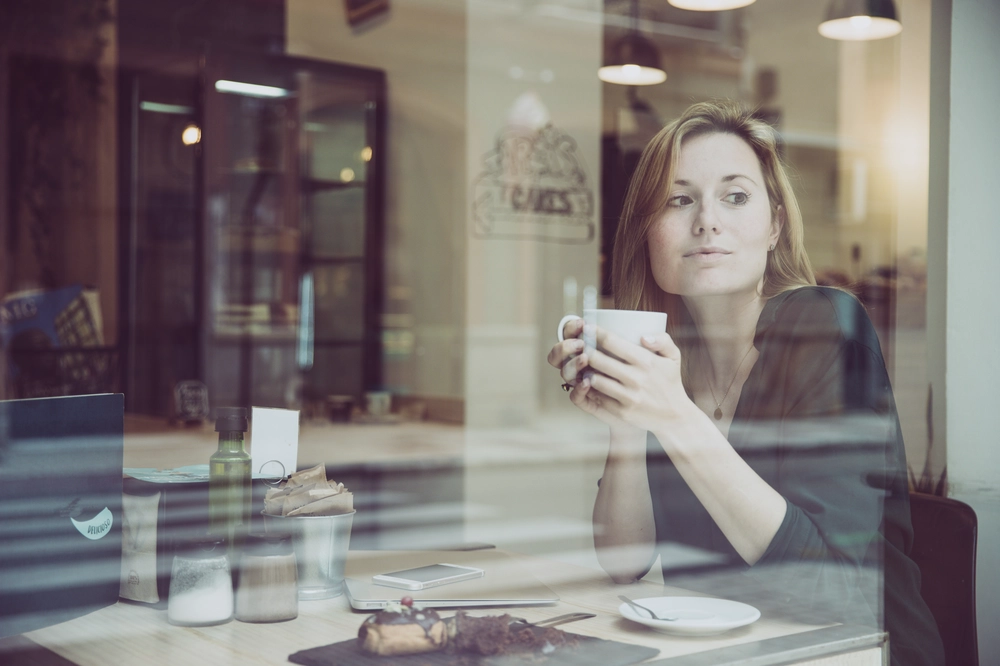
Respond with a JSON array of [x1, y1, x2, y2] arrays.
[[0, 394, 124, 638]]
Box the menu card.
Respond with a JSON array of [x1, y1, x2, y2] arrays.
[[250, 407, 299, 479]]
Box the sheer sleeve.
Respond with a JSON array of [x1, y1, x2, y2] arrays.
[[751, 291, 927, 644], [649, 287, 943, 665]]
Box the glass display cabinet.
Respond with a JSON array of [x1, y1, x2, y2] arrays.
[[122, 54, 385, 415]]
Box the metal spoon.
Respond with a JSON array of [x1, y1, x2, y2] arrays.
[[618, 594, 678, 622], [510, 612, 596, 628]]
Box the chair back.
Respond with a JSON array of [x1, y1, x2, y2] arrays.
[[908, 492, 978, 666]]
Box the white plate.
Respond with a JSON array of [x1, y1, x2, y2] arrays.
[[618, 596, 760, 636]]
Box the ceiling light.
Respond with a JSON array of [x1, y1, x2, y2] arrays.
[[181, 124, 202, 146], [214, 80, 290, 98], [819, 0, 901, 41], [139, 101, 195, 115], [668, 0, 755, 10], [599, 0, 667, 86]]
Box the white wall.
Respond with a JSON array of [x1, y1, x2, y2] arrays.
[[890, 0, 936, 486], [928, 0, 1000, 663], [464, 0, 601, 427], [461, 0, 603, 564]]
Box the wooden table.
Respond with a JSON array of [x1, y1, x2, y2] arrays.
[[15, 550, 885, 666]]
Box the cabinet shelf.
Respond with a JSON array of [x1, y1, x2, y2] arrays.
[[302, 177, 366, 193], [304, 254, 365, 264], [122, 53, 386, 414], [217, 226, 301, 253], [226, 164, 285, 175], [212, 327, 298, 343]]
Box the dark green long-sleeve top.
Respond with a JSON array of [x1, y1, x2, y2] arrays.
[[646, 286, 944, 666]]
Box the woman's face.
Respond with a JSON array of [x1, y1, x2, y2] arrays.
[[648, 132, 781, 300]]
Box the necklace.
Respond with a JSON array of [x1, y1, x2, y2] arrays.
[[707, 343, 755, 421]]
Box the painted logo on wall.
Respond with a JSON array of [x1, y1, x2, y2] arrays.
[[472, 124, 595, 243]]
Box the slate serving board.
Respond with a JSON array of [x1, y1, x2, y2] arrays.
[[288, 629, 659, 666]]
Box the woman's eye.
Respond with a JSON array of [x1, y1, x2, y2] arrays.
[[724, 191, 750, 206], [668, 194, 693, 207]]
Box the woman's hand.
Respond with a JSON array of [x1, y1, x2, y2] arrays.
[[581, 328, 695, 435], [547, 319, 633, 433], [547, 316, 586, 385]]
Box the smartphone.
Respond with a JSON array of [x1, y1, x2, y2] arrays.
[[371, 563, 485, 591]]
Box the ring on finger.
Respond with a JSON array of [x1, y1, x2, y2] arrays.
[[561, 383, 572, 392]]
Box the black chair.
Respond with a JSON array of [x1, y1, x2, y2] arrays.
[[908, 492, 979, 666]]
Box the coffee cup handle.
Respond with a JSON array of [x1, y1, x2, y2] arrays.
[[557, 315, 582, 342]]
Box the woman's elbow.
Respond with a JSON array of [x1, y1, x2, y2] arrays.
[[596, 548, 654, 584], [607, 570, 645, 585]]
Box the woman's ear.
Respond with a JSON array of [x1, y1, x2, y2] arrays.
[[770, 205, 785, 248]]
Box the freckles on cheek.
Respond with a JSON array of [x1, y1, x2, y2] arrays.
[[647, 234, 667, 269], [647, 223, 674, 259], [647, 233, 676, 289]]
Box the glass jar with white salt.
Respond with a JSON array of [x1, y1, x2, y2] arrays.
[[167, 536, 234, 626]]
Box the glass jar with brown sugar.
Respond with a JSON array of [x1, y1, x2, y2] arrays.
[[235, 533, 298, 623]]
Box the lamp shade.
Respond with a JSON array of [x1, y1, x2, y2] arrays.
[[598, 33, 667, 86], [819, 0, 901, 41]]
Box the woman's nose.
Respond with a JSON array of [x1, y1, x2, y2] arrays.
[[693, 202, 720, 234]]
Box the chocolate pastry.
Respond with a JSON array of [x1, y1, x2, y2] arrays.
[[447, 612, 578, 656], [448, 612, 514, 655], [358, 601, 448, 656], [358, 601, 578, 659]]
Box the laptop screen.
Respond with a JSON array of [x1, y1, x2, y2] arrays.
[[0, 394, 124, 638]]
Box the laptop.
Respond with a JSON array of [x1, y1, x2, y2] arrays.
[[0, 394, 124, 638], [344, 549, 559, 610]]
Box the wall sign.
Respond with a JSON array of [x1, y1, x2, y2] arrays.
[[472, 124, 595, 243], [344, 0, 389, 26]]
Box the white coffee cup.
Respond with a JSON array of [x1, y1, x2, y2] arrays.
[[557, 309, 667, 346]]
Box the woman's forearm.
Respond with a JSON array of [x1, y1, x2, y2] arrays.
[[593, 427, 657, 583], [653, 407, 786, 565]]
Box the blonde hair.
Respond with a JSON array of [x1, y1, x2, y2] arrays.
[[611, 100, 815, 332]]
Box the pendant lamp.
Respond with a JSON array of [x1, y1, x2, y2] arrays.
[[818, 0, 902, 41], [667, 0, 755, 10], [599, 0, 667, 86]]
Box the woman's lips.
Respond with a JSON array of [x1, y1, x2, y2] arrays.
[[684, 247, 731, 260]]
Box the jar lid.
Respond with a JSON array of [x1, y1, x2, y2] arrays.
[[177, 535, 228, 558], [245, 532, 293, 556], [215, 406, 248, 432]]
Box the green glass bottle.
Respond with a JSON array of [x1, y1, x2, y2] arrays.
[[209, 407, 251, 559]]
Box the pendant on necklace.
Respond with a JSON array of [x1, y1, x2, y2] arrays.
[[713, 407, 723, 420]]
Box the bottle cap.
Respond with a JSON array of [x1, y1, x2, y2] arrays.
[[215, 406, 248, 432], [177, 535, 228, 558]]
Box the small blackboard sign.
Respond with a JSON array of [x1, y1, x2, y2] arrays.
[[173, 380, 210, 423]]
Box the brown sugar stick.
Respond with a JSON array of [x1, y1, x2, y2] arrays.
[[287, 464, 326, 488], [280, 483, 319, 515], [286, 491, 354, 516]]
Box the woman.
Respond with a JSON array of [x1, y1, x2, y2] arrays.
[[548, 101, 943, 665]]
